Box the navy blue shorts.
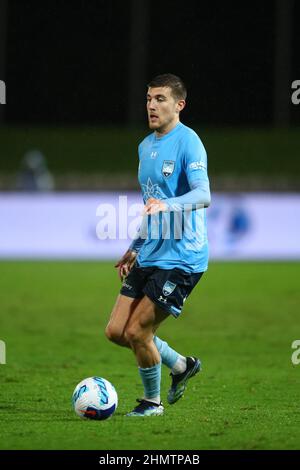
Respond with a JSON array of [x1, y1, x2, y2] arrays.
[[120, 263, 203, 318]]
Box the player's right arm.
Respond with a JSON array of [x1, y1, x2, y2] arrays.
[[114, 249, 137, 281], [114, 214, 147, 281], [115, 143, 148, 281]]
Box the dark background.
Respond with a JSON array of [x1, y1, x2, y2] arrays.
[[2, 0, 300, 126]]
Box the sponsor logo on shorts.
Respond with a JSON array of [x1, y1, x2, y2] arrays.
[[162, 281, 177, 296], [122, 281, 132, 290]]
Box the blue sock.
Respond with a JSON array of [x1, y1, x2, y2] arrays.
[[139, 361, 161, 400], [153, 336, 179, 369]]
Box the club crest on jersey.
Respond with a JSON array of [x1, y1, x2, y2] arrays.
[[162, 160, 175, 178], [162, 281, 177, 296]]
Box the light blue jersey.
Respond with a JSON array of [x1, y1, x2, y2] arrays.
[[132, 122, 210, 274]]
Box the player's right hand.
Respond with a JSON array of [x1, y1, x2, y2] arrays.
[[114, 250, 137, 282]]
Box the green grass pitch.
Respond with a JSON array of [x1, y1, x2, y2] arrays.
[[0, 261, 299, 450]]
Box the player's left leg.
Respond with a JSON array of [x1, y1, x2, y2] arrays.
[[144, 267, 204, 405], [109, 263, 190, 373], [153, 336, 187, 372], [153, 335, 201, 405]]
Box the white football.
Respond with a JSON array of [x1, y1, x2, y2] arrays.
[[72, 377, 118, 420]]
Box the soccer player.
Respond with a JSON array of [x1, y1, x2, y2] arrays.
[[105, 73, 211, 416]]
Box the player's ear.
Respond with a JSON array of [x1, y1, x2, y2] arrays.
[[176, 100, 186, 113]]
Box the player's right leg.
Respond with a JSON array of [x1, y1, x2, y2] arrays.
[[105, 263, 196, 408], [105, 294, 142, 347], [105, 294, 187, 379], [105, 262, 148, 347], [105, 293, 200, 407], [124, 294, 168, 416]]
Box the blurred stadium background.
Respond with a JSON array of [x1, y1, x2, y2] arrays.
[[0, 0, 300, 451], [0, 0, 299, 260]]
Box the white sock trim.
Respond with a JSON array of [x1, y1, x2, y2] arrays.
[[171, 355, 187, 375], [143, 396, 161, 405]]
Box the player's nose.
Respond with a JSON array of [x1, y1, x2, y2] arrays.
[[147, 99, 156, 110]]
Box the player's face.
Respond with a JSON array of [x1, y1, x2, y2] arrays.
[[147, 87, 185, 135]]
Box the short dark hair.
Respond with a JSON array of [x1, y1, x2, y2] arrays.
[[147, 73, 187, 101]]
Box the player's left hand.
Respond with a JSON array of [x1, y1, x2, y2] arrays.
[[144, 198, 168, 215]]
